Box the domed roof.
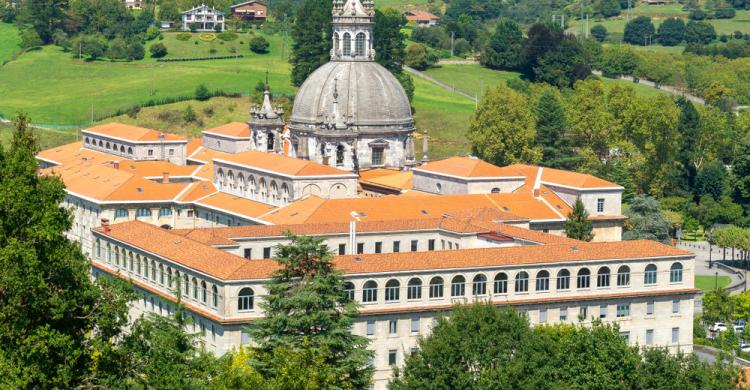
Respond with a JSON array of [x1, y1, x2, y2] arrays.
[[290, 61, 414, 132]]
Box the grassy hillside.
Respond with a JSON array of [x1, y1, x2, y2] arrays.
[[0, 22, 21, 64], [0, 31, 292, 126], [0, 122, 78, 150]]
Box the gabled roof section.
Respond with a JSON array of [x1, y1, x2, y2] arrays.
[[414, 156, 525, 179], [194, 192, 276, 222], [404, 10, 440, 21], [83, 123, 186, 143], [230, 0, 266, 8], [203, 122, 251, 139], [507, 164, 622, 190], [360, 170, 413, 191], [215, 151, 356, 178], [116, 160, 200, 178]]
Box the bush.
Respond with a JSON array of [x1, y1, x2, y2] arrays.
[[689, 8, 708, 20], [183, 105, 197, 122], [71, 34, 108, 60], [126, 105, 141, 118], [214, 24, 222, 33], [128, 42, 145, 60], [199, 33, 217, 42], [714, 7, 736, 19], [20, 30, 43, 49], [657, 18, 685, 46], [195, 84, 211, 101], [145, 26, 161, 41], [107, 37, 129, 60], [189, 23, 198, 33], [411, 27, 450, 50], [405, 43, 438, 70], [685, 20, 716, 44], [590, 24, 607, 42], [217, 31, 238, 41], [623, 16, 655, 46], [149, 42, 168, 58], [453, 38, 472, 57], [249, 36, 269, 53], [176, 33, 192, 41]]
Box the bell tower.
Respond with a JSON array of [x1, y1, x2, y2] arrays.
[[331, 0, 375, 61]]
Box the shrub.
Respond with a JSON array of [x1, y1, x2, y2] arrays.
[[199, 33, 217, 41], [176, 32, 192, 41], [453, 38, 472, 57], [657, 18, 685, 46], [590, 24, 608, 42], [249, 36, 269, 53], [20, 30, 43, 49], [229, 46, 237, 53], [183, 105, 197, 122], [126, 105, 141, 118], [623, 16, 655, 45], [214, 24, 222, 33], [195, 84, 211, 101], [209, 47, 217, 54], [217, 31, 238, 41], [689, 8, 708, 20], [145, 26, 161, 41], [128, 42, 145, 60], [714, 8, 736, 19], [189, 23, 198, 33], [194, 41, 199, 45], [405, 43, 438, 70], [107, 37, 129, 60], [149, 42, 168, 58]]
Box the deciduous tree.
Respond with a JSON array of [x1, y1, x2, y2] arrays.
[[623, 195, 671, 243], [290, 0, 331, 86]]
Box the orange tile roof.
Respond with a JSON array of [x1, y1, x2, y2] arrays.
[[176, 181, 218, 203], [215, 151, 356, 178], [186, 138, 203, 156], [194, 191, 276, 221], [83, 123, 186, 143], [36, 141, 123, 167], [42, 164, 189, 203], [359, 168, 403, 181], [507, 164, 621, 190], [115, 160, 200, 178], [203, 122, 251, 138], [96, 221, 691, 281], [361, 171, 413, 191], [415, 156, 525, 178], [404, 10, 440, 21]]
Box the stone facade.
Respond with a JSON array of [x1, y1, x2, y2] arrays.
[[82, 131, 187, 165]]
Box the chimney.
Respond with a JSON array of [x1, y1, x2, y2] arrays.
[[162, 171, 170, 184], [533, 188, 540, 198], [101, 218, 110, 234], [112, 160, 120, 169]]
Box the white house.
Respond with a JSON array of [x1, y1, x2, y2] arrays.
[[182, 4, 225, 32]]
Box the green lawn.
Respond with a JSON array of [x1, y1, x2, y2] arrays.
[[0, 122, 78, 150], [424, 64, 520, 98], [376, 0, 442, 11], [0, 22, 21, 64], [695, 275, 732, 292], [0, 32, 292, 126]]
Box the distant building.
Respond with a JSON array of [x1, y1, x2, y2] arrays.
[[182, 4, 225, 32], [230, 1, 267, 21], [403, 10, 440, 26], [123, 0, 143, 9], [641, 0, 673, 4]]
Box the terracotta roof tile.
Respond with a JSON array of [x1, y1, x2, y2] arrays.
[[415, 156, 525, 178], [507, 164, 621, 189], [115, 160, 200, 178], [404, 10, 440, 21], [84, 123, 186, 142], [194, 192, 276, 220], [215, 151, 356, 177], [360, 171, 413, 191], [203, 122, 251, 138]]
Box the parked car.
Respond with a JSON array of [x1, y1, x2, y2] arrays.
[[710, 322, 728, 332], [741, 341, 750, 353], [734, 324, 745, 333]]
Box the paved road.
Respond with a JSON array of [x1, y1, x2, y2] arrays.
[[677, 241, 746, 292]]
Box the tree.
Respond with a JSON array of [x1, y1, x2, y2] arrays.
[[590, 24, 608, 42], [622, 195, 671, 243], [685, 20, 717, 44], [183, 105, 197, 122], [20, 30, 43, 49], [597, 45, 639, 76], [534, 88, 576, 169], [623, 16, 655, 45], [657, 18, 686, 46], [195, 84, 210, 101], [468, 85, 542, 166], [158, 0, 180, 22], [599, 0, 621, 17], [676, 97, 701, 193], [564, 198, 594, 241], [480, 19, 523, 70], [290, 0, 331, 86], [694, 160, 727, 201], [149, 42, 167, 58], [247, 234, 373, 389], [703, 288, 735, 324], [0, 114, 131, 387], [19, 0, 68, 43], [567, 79, 613, 158], [106, 36, 129, 60], [405, 43, 437, 70], [127, 41, 145, 60], [71, 34, 109, 60], [249, 36, 269, 53], [373, 8, 406, 75], [732, 136, 750, 204]]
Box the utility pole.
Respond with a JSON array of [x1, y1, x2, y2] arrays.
[[585, 14, 589, 39], [628, 0, 632, 21], [450, 31, 455, 57]]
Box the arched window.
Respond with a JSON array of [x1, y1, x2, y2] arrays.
[[96, 239, 101, 258], [129, 252, 134, 271], [238, 287, 254, 311], [557, 269, 570, 290], [192, 278, 198, 299], [167, 267, 173, 287], [670, 262, 683, 283], [106, 142, 110, 149], [106, 243, 112, 263], [201, 281, 207, 303], [451, 275, 465, 297], [267, 132, 275, 151], [536, 270, 550, 292], [127, 147, 133, 154], [407, 278, 422, 300], [84, 137, 90, 144], [142, 257, 148, 276], [429, 277, 444, 298], [271, 181, 279, 202], [472, 274, 487, 295], [150, 260, 157, 281], [217, 169, 225, 190], [159, 264, 165, 285], [494, 272, 508, 294], [260, 178, 268, 200], [577, 268, 591, 289], [491, 188, 501, 194], [385, 279, 400, 302], [355, 32, 365, 56], [212, 285, 219, 307], [281, 183, 290, 204], [333, 32, 340, 54], [617, 265, 630, 286], [228, 171, 236, 191], [249, 176, 257, 197], [644, 264, 657, 285], [344, 282, 355, 301], [183, 275, 189, 297], [597, 267, 611, 287], [114, 247, 120, 266], [336, 144, 345, 166], [120, 145, 125, 153], [343, 32, 351, 56], [362, 280, 378, 303], [515, 272, 529, 292], [238, 174, 246, 194]]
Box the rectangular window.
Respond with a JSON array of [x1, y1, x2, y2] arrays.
[[539, 308, 547, 323], [410, 240, 418, 252], [647, 301, 654, 315], [241, 331, 250, 345], [411, 318, 420, 333], [646, 329, 654, 345], [372, 147, 384, 166], [580, 306, 588, 320], [388, 349, 397, 366], [187, 209, 194, 218], [393, 241, 400, 253], [620, 331, 630, 344], [599, 304, 608, 319], [597, 198, 605, 213], [616, 303, 630, 318], [428, 239, 435, 251], [560, 307, 568, 322], [263, 247, 271, 259], [148, 149, 154, 156], [375, 242, 382, 254], [357, 243, 364, 254], [366, 320, 375, 336], [338, 243, 346, 255], [169, 148, 175, 155], [672, 327, 680, 343], [672, 299, 680, 314], [243, 248, 252, 259], [389, 319, 397, 335]]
